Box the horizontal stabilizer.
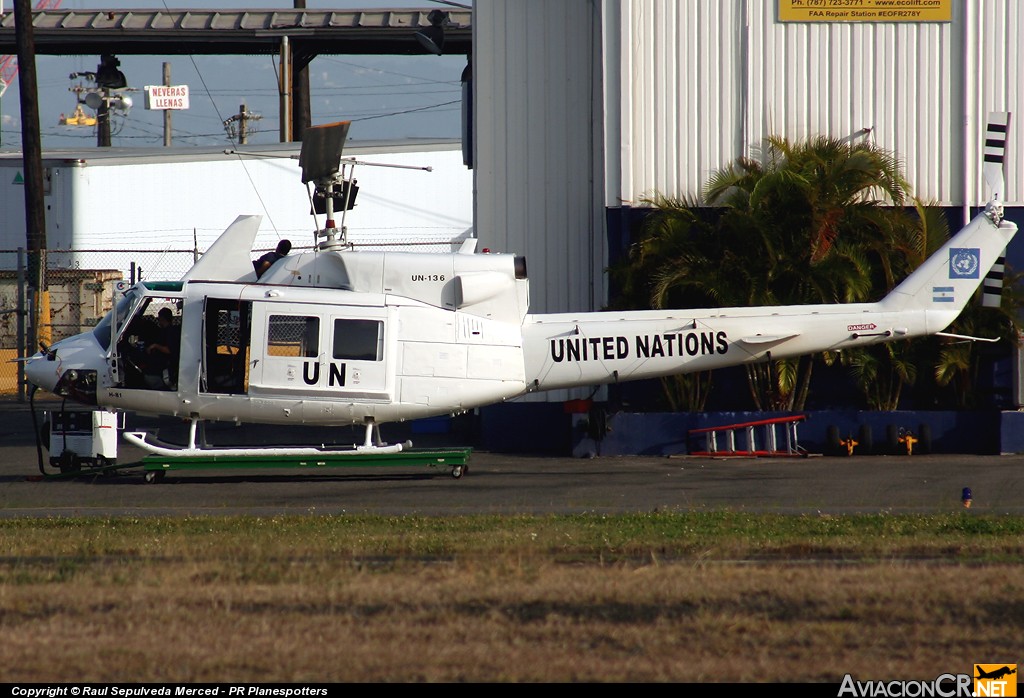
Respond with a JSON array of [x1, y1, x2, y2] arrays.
[[738, 333, 801, 345]]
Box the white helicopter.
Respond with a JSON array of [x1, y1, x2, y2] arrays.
[[23, 114, 1016, 468]]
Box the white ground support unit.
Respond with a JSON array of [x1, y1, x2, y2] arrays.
[[45, 409, 120, 470]]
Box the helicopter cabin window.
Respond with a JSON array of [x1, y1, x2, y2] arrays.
[[267, 315, 320, 357], [333, 319, 383, 361]]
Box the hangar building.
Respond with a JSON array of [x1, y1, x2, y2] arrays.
[[472, 0, 1024, 316]]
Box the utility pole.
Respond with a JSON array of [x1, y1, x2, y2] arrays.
[[162, 62, 172, 147], [13, 0, 47, 354], [292, 0, 311, 141], [97, 88, 110, 146], [223, 103, 260, 144], [239, 104, 249, 145], [91, 54, 126, 147], [279, 35, 291, 142]]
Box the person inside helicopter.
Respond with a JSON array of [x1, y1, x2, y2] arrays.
[[119, 304, 179, 391], [254, 239, 291, 279], [142, 306, 180, 389]]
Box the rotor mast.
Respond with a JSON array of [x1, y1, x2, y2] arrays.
[[298, 121, 351, 250]]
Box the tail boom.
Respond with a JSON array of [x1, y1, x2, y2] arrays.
[[522, 210, 1017, 393]]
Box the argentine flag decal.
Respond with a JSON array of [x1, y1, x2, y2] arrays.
[[949, 248, 981, 279], [932, 286, 955, 303]]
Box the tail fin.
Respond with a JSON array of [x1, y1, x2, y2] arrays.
[[881, 214, 1017, 314], [180, 215, 263, 283], [882, 111, 1016, 320]]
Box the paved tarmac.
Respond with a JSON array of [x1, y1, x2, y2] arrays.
[[1, 397, 1022, 517]]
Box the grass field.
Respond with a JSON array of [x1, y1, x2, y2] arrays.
[[1, 513, 1021, 683]]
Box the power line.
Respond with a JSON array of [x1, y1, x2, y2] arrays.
[[197, 85, 460, 96], [350, 100, 460, 123], [319, 56, 462, 86]]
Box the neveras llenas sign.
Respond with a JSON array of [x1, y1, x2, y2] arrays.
[[144, 85, 190, 110]]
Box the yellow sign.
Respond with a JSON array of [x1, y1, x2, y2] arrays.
[[975, 665, 1018, 698], [779, 0, 952, 22]]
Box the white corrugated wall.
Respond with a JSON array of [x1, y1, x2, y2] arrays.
[[473, 0, 606, 316], [612, 0, 746, 208], [471, 1, 1022, 406], [611, 0, 1023, 210]]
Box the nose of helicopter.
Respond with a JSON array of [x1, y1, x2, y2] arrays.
[[23, 331, 106, 401], [24, 349, 60, 393]]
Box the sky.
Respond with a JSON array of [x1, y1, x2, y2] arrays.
[[0, 0, 470, 149]]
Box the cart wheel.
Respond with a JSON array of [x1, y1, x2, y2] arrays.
[[886, 424, 900, 455], [917, 423, 932, 454], [95, 456, 118, 476], [58, 450, 81, 474], [824, 425, 841, 456], [858, 424, 873, 455], [451, 465, 464, 479], [144, 471, 165, 484]]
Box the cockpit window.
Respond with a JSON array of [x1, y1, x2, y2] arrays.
[[92, 290, 139, 350]]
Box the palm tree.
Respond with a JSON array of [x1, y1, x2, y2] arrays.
[[842, 342, 919, 411], [837, 201, 949, 409], [617, 138, 1023, 413], [613, 135, 923, 411], [699, 136, 915, 409], [705, 136, 909, 261], [934, 268, 1024, 408], [608, 195, 719, 411]]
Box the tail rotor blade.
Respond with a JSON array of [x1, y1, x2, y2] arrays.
[[982, 248, 1006, 308], [984, 112, 1011, 201]]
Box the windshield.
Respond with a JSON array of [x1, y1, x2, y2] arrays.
[[92, 288, 141, 350]]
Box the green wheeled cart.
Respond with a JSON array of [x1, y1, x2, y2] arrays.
[[141, 447, 472, 482]]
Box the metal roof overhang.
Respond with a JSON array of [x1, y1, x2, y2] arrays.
[[0, 8, 472, 57]]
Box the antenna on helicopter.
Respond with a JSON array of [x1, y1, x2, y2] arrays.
[[298, 121, 351, 250]]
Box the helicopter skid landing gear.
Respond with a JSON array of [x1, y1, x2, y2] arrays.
[[123, 422, 413, 458], [354, 420, 411, 454], [126, 418, 469, 480]]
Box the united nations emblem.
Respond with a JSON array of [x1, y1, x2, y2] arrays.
[[949, 248, 981, 279]]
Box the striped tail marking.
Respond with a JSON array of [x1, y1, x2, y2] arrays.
[[982, 249, 1006, 308], [984, 112, 1010, 199]]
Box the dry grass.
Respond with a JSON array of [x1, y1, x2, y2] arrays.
[[0, 514, 1022, 683]]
